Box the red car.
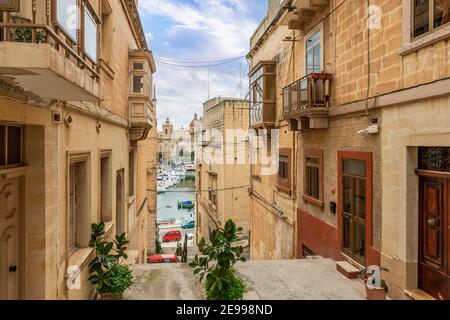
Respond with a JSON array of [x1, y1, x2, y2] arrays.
[[162, 230, 182, 242], [148, 254, 178, 264]]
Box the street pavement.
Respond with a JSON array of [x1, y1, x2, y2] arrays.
[[158, 224, 195, 248]]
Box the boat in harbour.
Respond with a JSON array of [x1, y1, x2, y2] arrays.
[[177, 200, 195, 209]]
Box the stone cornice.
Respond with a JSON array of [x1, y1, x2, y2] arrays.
[[121, 0, 148, 50]]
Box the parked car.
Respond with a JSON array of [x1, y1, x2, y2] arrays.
[[187, 233, 194, 240], [182, 220, 195, 229], [148, 254, 178, 264], [162, 230, 182, 242]]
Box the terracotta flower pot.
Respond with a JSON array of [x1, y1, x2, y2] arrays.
[[97, 293, 123, 300], [365, 284, 386, 300]]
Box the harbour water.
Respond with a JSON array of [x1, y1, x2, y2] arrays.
[[157, 177, 195, 223]]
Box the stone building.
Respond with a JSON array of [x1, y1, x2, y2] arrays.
[[189, 113, 203, 162], [0, 0, 157, 299], [196, 98, 251, 242], [158, 118, 193, 165], [248, 0, 450, 300]]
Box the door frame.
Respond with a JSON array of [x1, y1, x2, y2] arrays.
[[0, 166, 27, 299], [337, 151, 379, 267]]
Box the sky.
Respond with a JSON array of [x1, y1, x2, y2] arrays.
[[138, 0, 268, 130]]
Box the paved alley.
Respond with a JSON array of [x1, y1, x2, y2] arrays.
[[236, 257, 366, 300], [123, 264, 204, 300], [124, 257, 366, 300]]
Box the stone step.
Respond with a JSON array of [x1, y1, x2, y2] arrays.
[[336, 261, 361, 279], [404, 289, 436, 300]]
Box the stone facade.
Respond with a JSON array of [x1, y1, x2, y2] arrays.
[[0, 0, 157, 299], [249, 0, 450, 299], [158, 118, 193, 165], [196, 98, 251, 242]]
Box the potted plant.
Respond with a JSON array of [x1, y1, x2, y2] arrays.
[[88, 222, 134, 299], [364, 266, 388, 300], [189, 219, 247, 300], [175, 240, 184, 260]]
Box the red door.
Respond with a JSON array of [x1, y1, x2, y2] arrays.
[[418, 176, 449, 300]]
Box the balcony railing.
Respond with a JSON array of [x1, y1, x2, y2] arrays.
[[0, 22, 100, 80], [283, 73, 332, 130]]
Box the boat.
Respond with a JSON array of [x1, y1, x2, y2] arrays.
[[157, 182, 166, 194], [177, 200, 195, 209]]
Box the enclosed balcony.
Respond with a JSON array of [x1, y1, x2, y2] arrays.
[[0, 0, 101, 101], [283, 73, 332, 130], [279, 0, 331, 30], [249, 61, 276, 129], [128, 49, 156, 141]]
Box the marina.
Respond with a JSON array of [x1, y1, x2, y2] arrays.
[[157, 165, 196, 226]]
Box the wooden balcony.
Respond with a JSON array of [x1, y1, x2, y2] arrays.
[[250, 102, 276, 129], [0, 3, 100, 101], [283, 73, 332, 130], [279, 0, 330, 30], [0, 23, 100, 101], [249, 61, 276, 129]]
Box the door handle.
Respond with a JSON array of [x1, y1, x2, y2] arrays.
[[427, 218, 436, 227], [9, 265, 17, 273]]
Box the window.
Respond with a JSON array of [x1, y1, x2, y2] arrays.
[[100, 152, 112, 222], [413, 0, 450, 38], [133, 62, 144, 70], [0, 125, 23, 168], [68, 153, 90, 254], [84, 8, 98, 61], [306, 31, 321, 73], [56, 0, 78, 41], [342, 159, 366, 265], [132, 75, 144, 94], [303, 150, 323, 207], [277, 148, 291, 194], [56, 0, 100, 62]]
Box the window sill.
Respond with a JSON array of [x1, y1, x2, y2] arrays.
[[399, 25, 450, 56], [302, 194, 324, 209], [68, 247, 94, 269], [104, 221, 114, 238], [276, 185, 291, 196]]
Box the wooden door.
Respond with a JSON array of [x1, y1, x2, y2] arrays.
[[0, 177, 21, 300], [419, 177, 449, 300]]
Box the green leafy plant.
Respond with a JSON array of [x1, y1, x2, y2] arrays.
[[155, 239, 164, 254], [88, 222, 133, 297], [175, 240, 184, 257], [189, 219, 247, 300], [106, 264, 134, 297]]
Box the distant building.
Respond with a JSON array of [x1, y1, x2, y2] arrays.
[[195, 98, 251, 242], [190, 113, 203, 163], [158, 118, 194, 165]]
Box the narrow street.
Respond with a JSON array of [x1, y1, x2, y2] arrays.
[[125, 257, 365, 300], [123, 264, 204, 300]]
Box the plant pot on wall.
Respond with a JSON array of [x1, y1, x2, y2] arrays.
[[96, 293, 123, 300], [365, 283, 387, 300]]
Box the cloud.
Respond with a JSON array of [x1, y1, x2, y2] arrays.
[[139, 0, 266, 129]]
